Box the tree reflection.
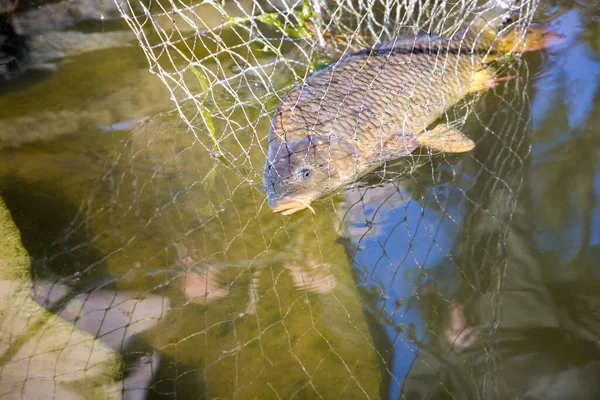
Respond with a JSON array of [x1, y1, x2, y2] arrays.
[[348, 7, 600, 398]]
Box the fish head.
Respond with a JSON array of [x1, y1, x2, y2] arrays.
[[264, 134, 357, 215]]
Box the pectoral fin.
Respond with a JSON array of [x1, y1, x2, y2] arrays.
[[418, 124, 475, 153], [364, 131, 419, 164]]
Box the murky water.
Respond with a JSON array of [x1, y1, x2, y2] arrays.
[[1, 1, 600, 399]]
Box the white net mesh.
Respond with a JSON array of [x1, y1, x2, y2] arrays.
[[115, 0, 537, 172]]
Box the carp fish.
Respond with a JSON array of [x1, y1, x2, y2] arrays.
[[263, 21, 558, 215]]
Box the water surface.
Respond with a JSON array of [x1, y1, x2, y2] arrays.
[[1, 1, 599, 398]]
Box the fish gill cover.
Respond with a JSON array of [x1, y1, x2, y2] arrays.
[[4, 0, 584, 398]]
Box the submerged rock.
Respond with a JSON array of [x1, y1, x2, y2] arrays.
[[0, 0, 135, 80], [11, 0, 124, 36], [26, 30, 134, 69], [0, 196, 122, 399]]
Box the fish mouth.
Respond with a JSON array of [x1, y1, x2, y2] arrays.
[[271, 199, 315, 216]]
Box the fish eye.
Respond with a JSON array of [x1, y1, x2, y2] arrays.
[[296, 168, 312, 179]]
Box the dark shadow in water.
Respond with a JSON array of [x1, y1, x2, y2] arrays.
[[0, 177, 110, 288], [0, 67, 56, 94], [121, 332, 209, 400], [146, 354, 208, 400]]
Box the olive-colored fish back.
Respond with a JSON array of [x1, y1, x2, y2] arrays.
[[271, 30, 485, 160]]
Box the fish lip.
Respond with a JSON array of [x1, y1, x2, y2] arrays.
[[270, 196, 317, 215], [272, 201, 308, 215]]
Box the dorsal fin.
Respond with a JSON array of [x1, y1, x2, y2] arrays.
[[375, 33, 446, 50], [365, 30, 495, 57]]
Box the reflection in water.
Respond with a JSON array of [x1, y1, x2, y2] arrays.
[[399, 8, 600, 398], [341, 163, 474, 398], [285, 261, 338, 295], [530, 8, 600, 268], [401, 196, 600, 398], [1, 1, 600, 399], [174, 243, 231, 305]]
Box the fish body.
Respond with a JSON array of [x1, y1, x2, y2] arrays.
[[264, 25, 556, 215]]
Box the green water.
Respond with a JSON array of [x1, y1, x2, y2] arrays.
[[1, 1, 600, 398]]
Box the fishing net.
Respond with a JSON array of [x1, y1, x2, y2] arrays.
[[2, 0, 569, 398]]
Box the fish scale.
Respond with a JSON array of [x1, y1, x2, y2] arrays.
[[274, 43, 474, 139]]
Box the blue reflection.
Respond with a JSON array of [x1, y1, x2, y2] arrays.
[[531, 10, 600, 135], [342, 164, 473, 398], [529, 9, 600, 270]]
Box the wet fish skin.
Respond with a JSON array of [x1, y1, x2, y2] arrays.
[[263, 26, 554, 215]]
